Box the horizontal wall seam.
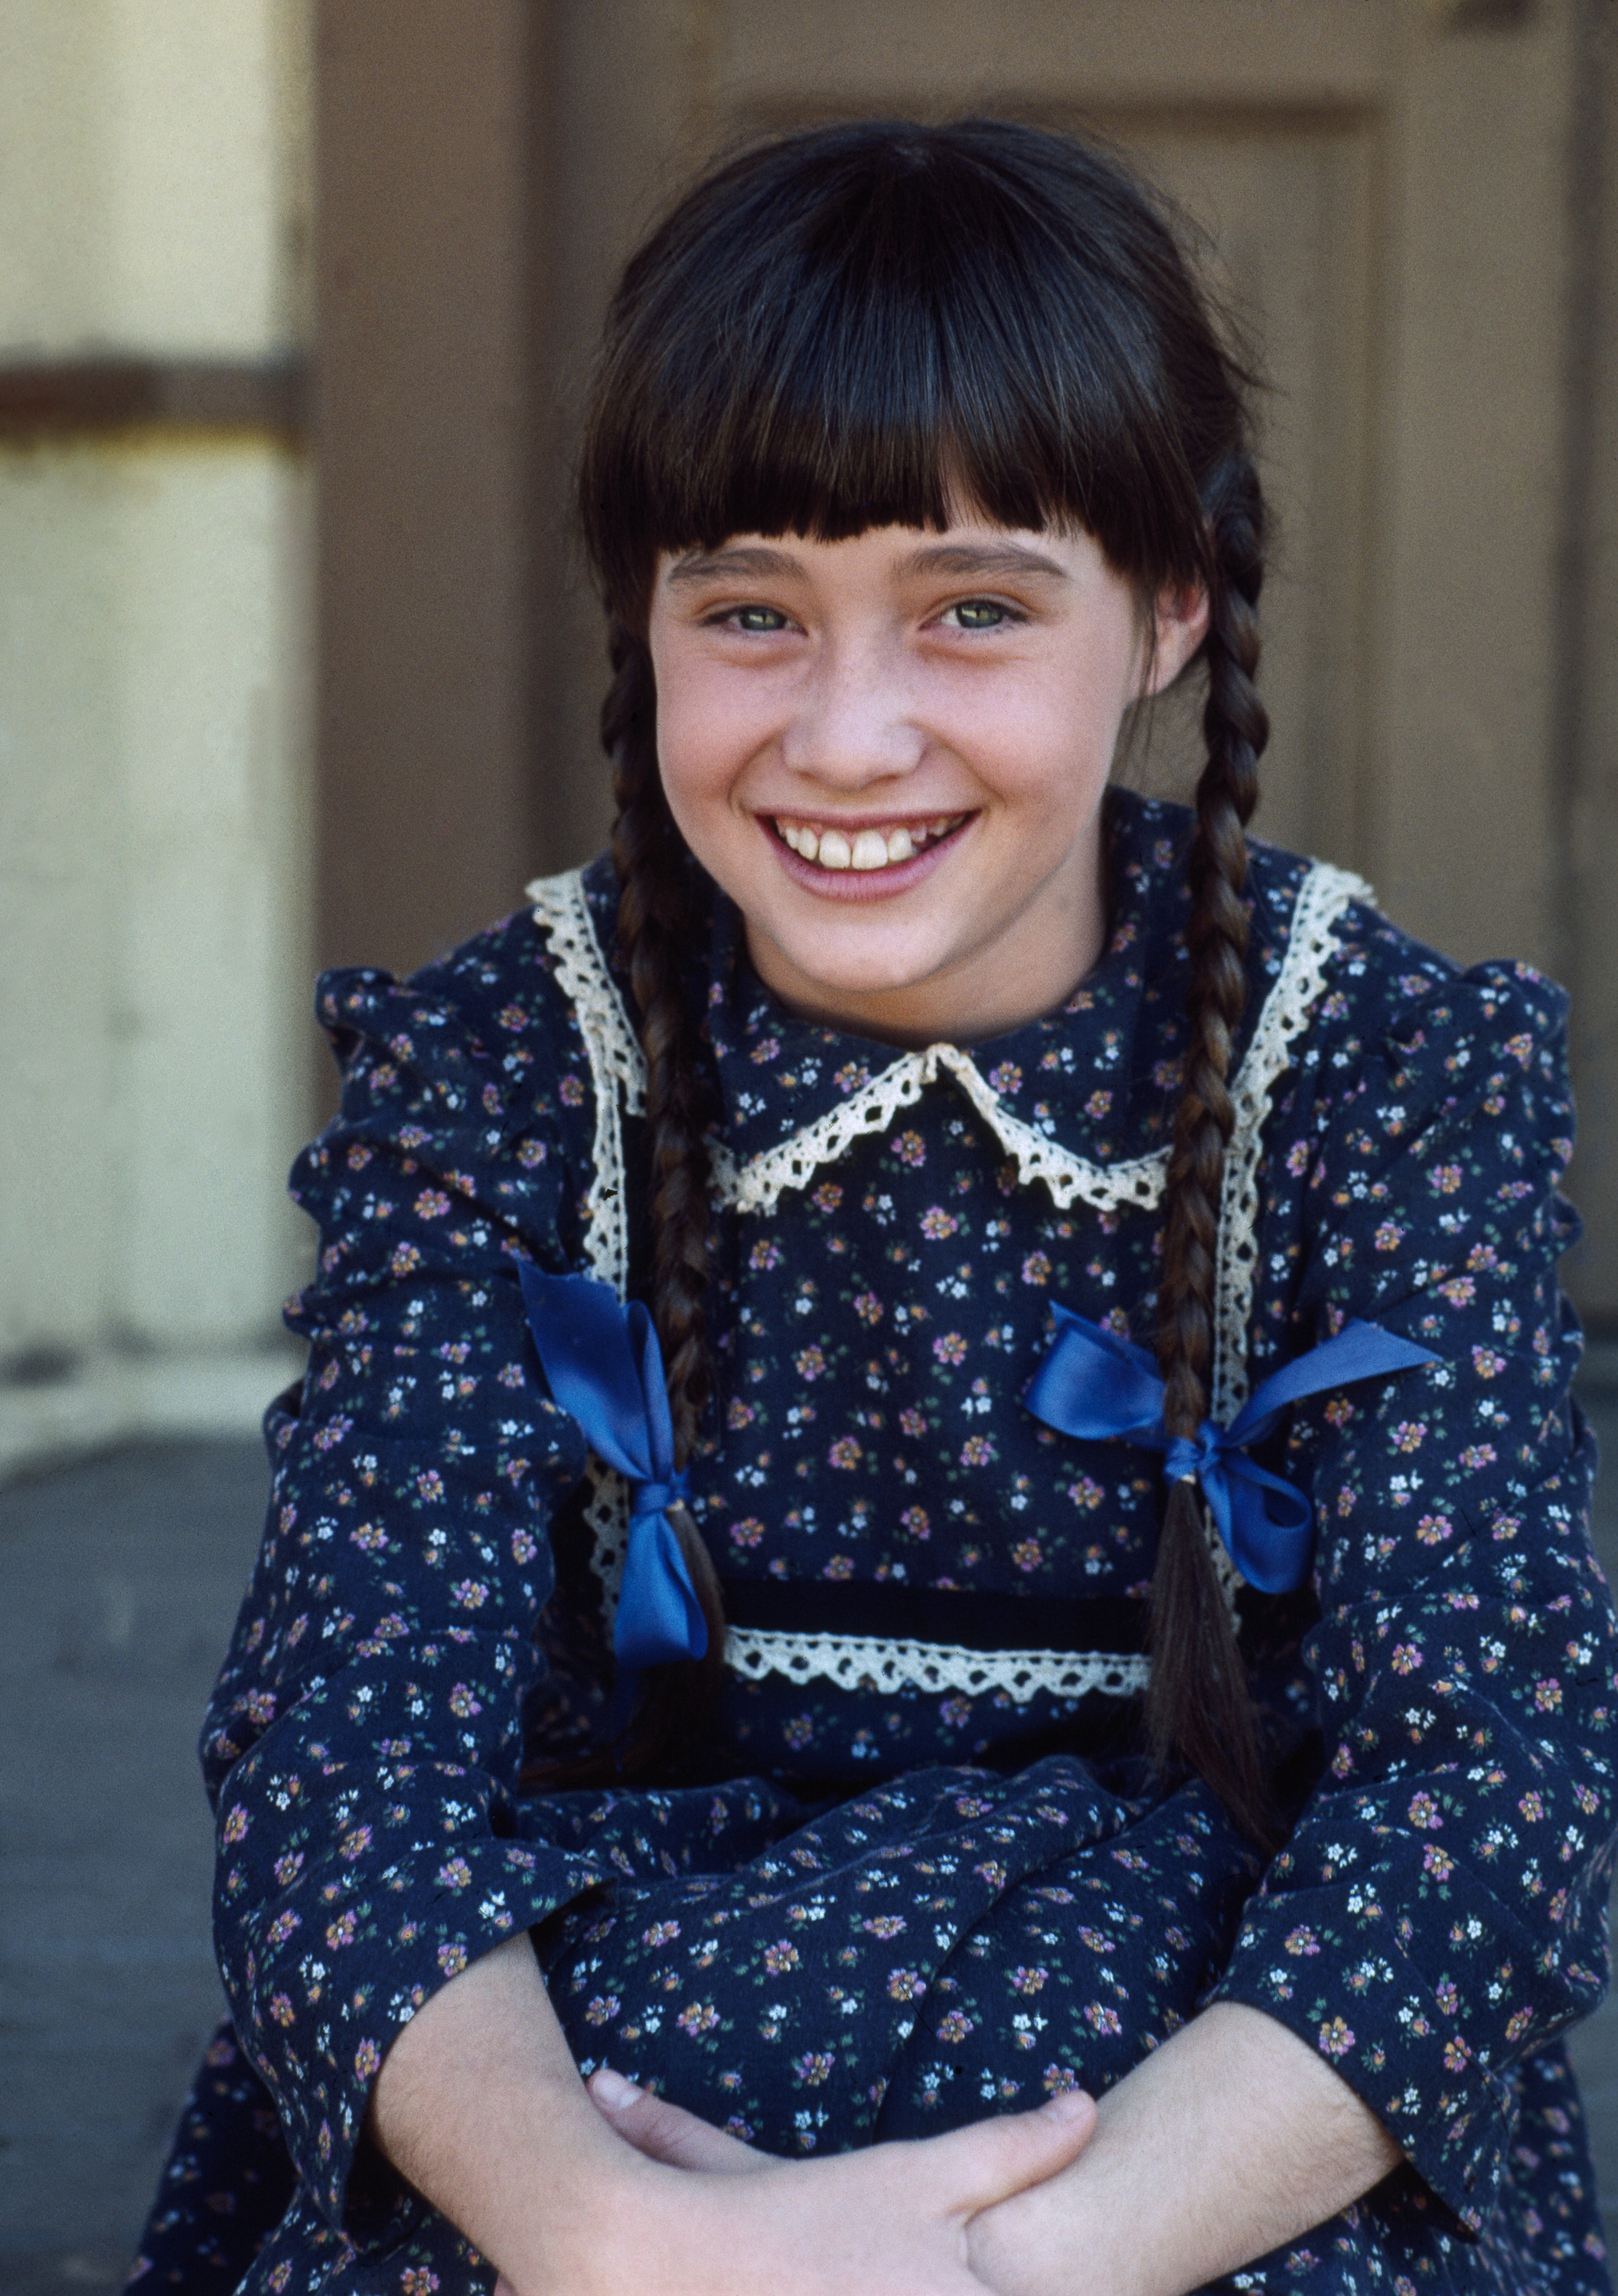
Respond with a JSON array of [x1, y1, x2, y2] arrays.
[[0, 357, 310, 442]]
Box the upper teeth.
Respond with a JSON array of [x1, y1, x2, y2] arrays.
[[777, 817, 961, 869]]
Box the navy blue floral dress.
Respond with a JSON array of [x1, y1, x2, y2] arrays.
[[130, 792, 1618, 2295]]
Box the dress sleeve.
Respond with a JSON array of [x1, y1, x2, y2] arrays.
[[1212, 959, 1618, 2232], [202, 951, 608, 2244]]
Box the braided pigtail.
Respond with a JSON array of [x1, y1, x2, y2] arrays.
[[602, 618, 728, 1776], [1147, 454, 1277, 1848]]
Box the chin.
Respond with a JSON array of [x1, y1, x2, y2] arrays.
[[778, 943, 944, 1004]]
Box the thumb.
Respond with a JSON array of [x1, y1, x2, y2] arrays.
[[919, 2088, 1098, 2214], [587, 2066, 772, 2176]]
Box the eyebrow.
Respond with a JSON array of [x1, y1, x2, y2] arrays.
[[895, 542, 1072, 582], [664, 544, 804, 585], [663, 536, 1074, 588]]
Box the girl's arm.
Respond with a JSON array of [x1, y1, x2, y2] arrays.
[[370, 1930, 1100, 2296], [206, 937, 616, 2245], [952, 962, 1615, 2294], [957, 964, 1615, 2296], [598, 1999, 1397, 2296], [370, 1933, 631, 2284], [964, 2001, 1399, 2296]]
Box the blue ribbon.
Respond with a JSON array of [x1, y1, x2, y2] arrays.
[[1023, 1309, 1439, 1594], [517, 1265, 708, 1670]]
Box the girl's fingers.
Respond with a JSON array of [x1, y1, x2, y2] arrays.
[[587, 2066, 773, 2175], [589, 2060, 1095, 2205], [912, 2089, 1099, 2215]]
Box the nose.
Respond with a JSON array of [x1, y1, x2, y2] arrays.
[[778, 631, 925, 790]]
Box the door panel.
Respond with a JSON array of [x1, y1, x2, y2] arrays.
[[1081, 113, 1376, 871]]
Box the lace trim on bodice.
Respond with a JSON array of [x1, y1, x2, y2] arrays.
[[726, 1629, 1150, 1705], [527, 858, 1371, 1694], [526, 874, 641, 1596], [1210, 862, 1372, 1421]]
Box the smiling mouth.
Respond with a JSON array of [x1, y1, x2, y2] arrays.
[[771, 815, 971, 872]]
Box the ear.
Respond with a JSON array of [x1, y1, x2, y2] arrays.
[[1140, 581, 1211, 699]]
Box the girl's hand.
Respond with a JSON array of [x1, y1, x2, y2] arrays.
[[494, 2076, 1098, 2296], [374, 1931, 1096, 2296], [491, 2073, 767, 2296], [585, 2065, 774, 2174]]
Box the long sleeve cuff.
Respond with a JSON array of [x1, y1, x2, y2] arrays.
[[224, 1812, 606, 2243], [1212, 1882, 1517, 2232]]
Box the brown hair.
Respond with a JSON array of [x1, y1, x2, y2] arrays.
[[576, 119, 1272, 1835]]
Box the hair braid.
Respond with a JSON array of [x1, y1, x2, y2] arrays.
[[1147, 453, 1275, 1846], [602, 618, 727, 1774]]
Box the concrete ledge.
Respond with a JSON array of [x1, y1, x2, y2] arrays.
[[0, 1351, 305, 1486]]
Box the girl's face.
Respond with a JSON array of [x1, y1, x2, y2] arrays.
[[647, 517, 1207, 1045]]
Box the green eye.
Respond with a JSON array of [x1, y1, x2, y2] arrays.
[[732, 605, 789, 633], [950, 599, 1009, 630]]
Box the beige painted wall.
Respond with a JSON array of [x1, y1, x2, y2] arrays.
[[0, 0, 314, 1454], [0, 0, 311, 355]]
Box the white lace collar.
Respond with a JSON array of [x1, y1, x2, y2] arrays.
[[525, 843, 1372, 1692]]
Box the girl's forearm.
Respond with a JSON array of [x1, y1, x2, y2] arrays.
[[967, 2001, 1401, 2296], [367, 1929, 647, 2288], [368, 1942, 1396, 2296], [371, 1932, 1106, 2296]]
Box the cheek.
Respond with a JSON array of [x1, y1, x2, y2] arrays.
[[1033, 644, 1139, 784], [652, 660, 742, 818], [654, 649, 780, 813], [954, 675, 1118, 812], [955, 620, 1132, 754]]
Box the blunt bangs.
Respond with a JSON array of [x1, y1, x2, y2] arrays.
[[580, 120, 1229, 624]]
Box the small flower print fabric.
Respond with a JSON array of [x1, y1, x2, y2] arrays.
[[128, 792, 1617, 2296]]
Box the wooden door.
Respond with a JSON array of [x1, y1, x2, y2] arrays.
[[527, 0, 1616, 1313]]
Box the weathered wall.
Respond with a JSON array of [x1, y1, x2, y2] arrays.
[[0, 0, 314, 1460], [1565, 0, 1618, 1309], [315, 0, 538, 983]]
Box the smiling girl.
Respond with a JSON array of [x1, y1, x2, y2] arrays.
[[132, 120, 1616, 2296], [650, 523, 1202, 1043]]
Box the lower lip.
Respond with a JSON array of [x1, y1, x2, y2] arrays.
[[764, 819, 974, 902]]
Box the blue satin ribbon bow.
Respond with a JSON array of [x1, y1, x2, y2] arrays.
[[1023, 1308, 1439, 1593], [517, 1265, 708, 1669]]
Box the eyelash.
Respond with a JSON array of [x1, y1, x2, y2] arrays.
[[941, 598, 1023, 631], [705, 598, 1026, 635], [716, 605, 793, 634]]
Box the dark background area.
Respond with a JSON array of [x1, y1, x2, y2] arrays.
[[5, 1391, 1618, 2290]]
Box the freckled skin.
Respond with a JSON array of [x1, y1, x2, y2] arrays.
[[648, 520, 1205, 1048]]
